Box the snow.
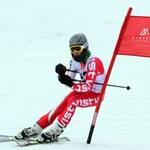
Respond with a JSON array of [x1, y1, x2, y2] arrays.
[[0, 0, 150, 149]]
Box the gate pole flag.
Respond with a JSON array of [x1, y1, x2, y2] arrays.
[[87, 7, 133, 144], [118, 9, 150, 57], [87, 6, 150, 144]]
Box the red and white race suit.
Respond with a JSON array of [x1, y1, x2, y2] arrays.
[[38, 55, 106, 128]]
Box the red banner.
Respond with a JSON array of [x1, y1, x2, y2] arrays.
[[118, 16, 150, 57]]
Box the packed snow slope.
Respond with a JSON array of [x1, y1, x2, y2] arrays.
[[0, 0, 150, 150]]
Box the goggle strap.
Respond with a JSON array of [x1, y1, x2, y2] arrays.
[[82, 41, 88, 49]]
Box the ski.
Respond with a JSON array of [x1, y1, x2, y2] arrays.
[[0, 134, 16, 142], [15, 137, 70, 147], [0, 134, 70, 146]]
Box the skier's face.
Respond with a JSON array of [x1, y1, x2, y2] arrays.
[[72, 50, 83, 56]]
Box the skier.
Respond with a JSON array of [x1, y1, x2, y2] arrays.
[[15, 33, 106, 143]]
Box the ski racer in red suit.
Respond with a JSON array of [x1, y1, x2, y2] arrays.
[[15, 33, 106, 143]]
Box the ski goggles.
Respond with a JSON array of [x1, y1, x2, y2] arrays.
[[70, 41, 88, 53]]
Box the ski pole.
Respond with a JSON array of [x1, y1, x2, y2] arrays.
[[66, 69, 131, 90], [72, 79, 131, 90], [66, 69, 77, 73]]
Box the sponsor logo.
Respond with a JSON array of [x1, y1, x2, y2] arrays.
[[132, 28, 150, 42], [140, 28, 150, 36], [60, 97, 99, 126]]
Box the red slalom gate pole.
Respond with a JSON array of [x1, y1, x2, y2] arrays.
[[86, 7, 133, 144]]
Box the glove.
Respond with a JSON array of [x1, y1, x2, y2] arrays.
[[58, 74, 73, 87], [55, 63, 66, 75]]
